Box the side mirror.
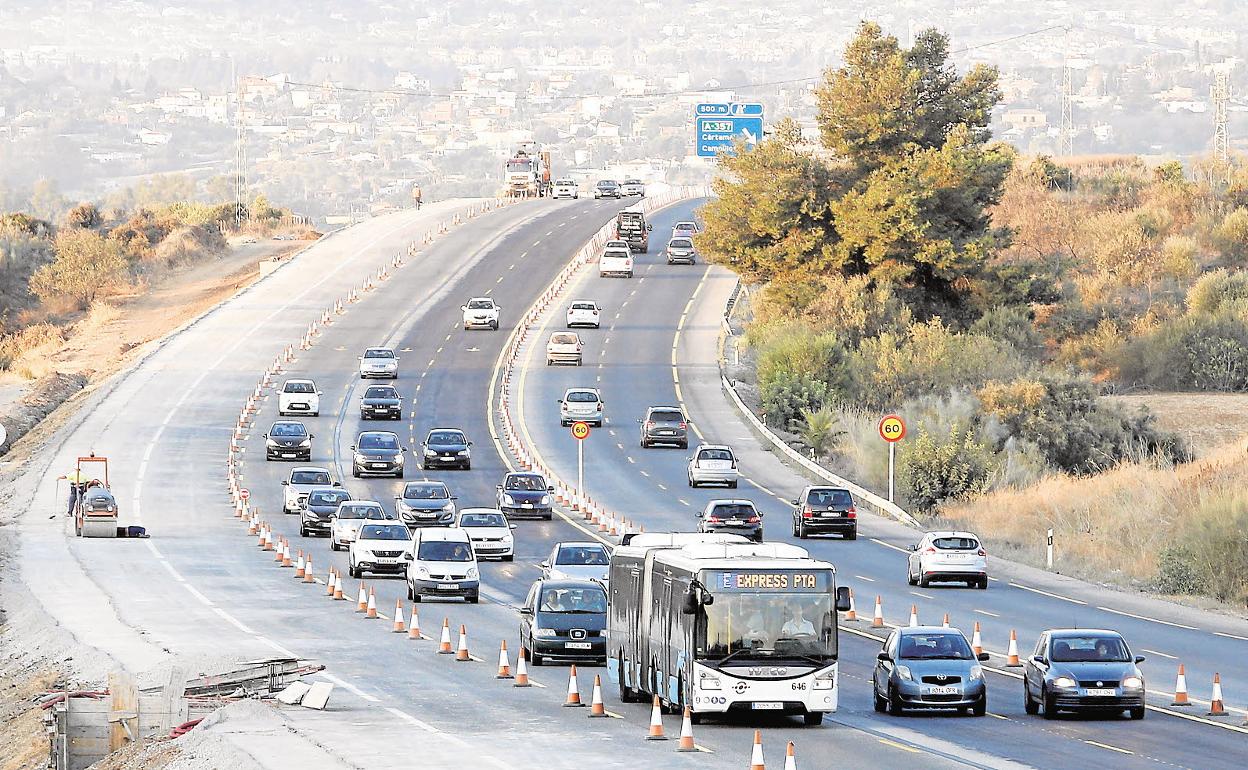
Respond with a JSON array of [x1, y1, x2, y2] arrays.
[[646, 224, 653, 231], [262, 433, 269, 439], [907, 544, 918, 552], [450, 496, 459, 500], [350, 445, 356, 450], [540, 560, 550, 568], [317, 391, 323, 395], [1032, 655, 1046, 665], [978, 652, 991, 662], [460, 305, 467, 311], [1134, 655, 1146, 664], [519, 606, 533, 616], [309, 434, 315, 439], [496, 484, 503, 490], [877, 651, 891, 662], [332, 481, 342, 487], [403, 552, 414, 561], [681, 586, 701, 615], [547, 485, 555, 492], [281, 481, 289, 486], [834, 585, 851, 612], [467, 441, 474, 446], [790, 499, 800, 506], [510, 524, 517, 530]]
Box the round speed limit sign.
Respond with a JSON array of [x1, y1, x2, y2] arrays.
[[571, 421, 591, 440], [878, 414, 906, 443], [240, 488, 251, 501]]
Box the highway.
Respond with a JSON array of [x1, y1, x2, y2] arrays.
[[511, 200, 1248, 769], [14, 192, 1248, 769]]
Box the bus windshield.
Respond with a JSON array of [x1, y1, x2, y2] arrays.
[[699, 594, 836, 661]]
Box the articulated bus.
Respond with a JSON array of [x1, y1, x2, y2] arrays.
[[607, 536, 850, 725]]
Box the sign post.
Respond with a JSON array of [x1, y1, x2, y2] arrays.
[[571, 421, 591, 491], [1046, 528, 1054, 570], [877, 415, 907, 503]]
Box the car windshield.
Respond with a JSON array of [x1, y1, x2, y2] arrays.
[[898, 632, 975, 660], [270, 423, 306, 437], [358, 434, 399, 450], [597, 181, 615, 188], [404, 483, 449, 500], [708, 503, 756, 519], [565, 391, 598, 403], [932, 537, 979, 551], [460, 512, 506, 527], [669, 239, 693, 249], [291, 471, 330, 485], [468, 300, 493, 309], [649, 410, 683, 422], [284, 382, 315, 393], [360, 524, 410, 541], [808, 489, 853, 508], [699, 449, 733, 461], [1051, 636, 1131, 662], [700, 595, 836, 660], [364, 349, 393, 359], [539, 587, 607, 613], [417, 541, 474, 561], [365, 387, 397, 399], [550, 333, 578, 345], [556, 546, 609, 566], [428, 431, 466, 445], [338, 504, 385, 520], [505, 475, 547, 491], [309, 490, 349, 506]]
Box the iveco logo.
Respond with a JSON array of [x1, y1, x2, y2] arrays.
[[733, 682, 748, 694], [747, 667, 789, 677]]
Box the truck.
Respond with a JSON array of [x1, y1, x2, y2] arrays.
[[613, 208, 651, 253], [607, 538, 851, 725], [504, 142, 552, 198]]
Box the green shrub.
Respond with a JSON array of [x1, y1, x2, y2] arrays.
[[797, 406, 846, 458], [969, 305, 1042, 356], [752, 324, 851, 418], [761, 370, 829, 429], [1185, 268, 1248, 315], [1119, 309, 1248, 392], [901, 425, 995, 511], [1153, 546, 1210, 596], [1214, 207, 1248, 263]]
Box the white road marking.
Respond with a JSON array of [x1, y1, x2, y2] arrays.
[[974, 609, 1000, 618], [854, 575, 876, 583], [1142, 648, 1177, 660], [1084, 741, 1133, 756], [1009, 581, 1087, 605], [1095, 605, 1197, 630], [1214, 631, 1248, 641], [870, 538, 909, 555], [909, 591, 933, 599], [678, 499, 691, 507]]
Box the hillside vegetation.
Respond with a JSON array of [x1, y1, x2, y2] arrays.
[[699, 22, 1248, 608]]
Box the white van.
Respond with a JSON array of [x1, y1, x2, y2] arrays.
[[278, 379, 321, 416], [405, 527, 480, 603]]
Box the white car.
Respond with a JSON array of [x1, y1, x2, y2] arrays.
[[278, 379, 320, 416], [541, 542, 611, 583], [687, 444, 739, 488], [552, 179, 579, 199], [604, 239, 630, 251], [406, 527, 480, 603], [907, 531, 989, 589], [348, 521, 414, 578], [358, 347, 399, 379], [455, 508, 515, 561], [558, 387, 604, 427], [462, 297, 501, 330], [329, 500, 390, 551], [546, 331, 583, 366], [281, 466, 337, 514], [566, 300, 601, 329], [599, 247, 633, 278], [620, 179, 645, 197]]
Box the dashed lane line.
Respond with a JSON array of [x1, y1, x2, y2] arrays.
[[1008, 581, 1087, 605], [1096, 605, 1197, 630]]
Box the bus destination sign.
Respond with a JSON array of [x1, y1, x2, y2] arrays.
[[712, 571, 830, 592]]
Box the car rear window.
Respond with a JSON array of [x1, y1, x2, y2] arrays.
[[467, 299, 493, 309], [556, 546, 609, 565], [364, 349, 393, 358], [698, 449, 733, 461], [709, 503, 756, 518], [571, 302, 596, 311], [807, 489, 853, 508], [649, 410, 684, 422], [418, 541, 473, 561], [669, 239, 693, 249], [309, 490, 349, 505], [291, 471, 330, 485], [932, 537, 979, 551], [566, 391, 599, 403], [284, 382, 315, 393], [1051, 636, 1130, 662], [404, 483, 449, 500], [550, 333, 579, 345]]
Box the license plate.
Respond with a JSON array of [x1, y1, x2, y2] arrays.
[[521, 503, 533, 508], [1086, 688, 1116, 697], [565, 642, 592, 650], [751, 702, 783, 710], [437, 583, 460, 590], [283, 453, 297, 458], [926, 686, 959, 695], [371, 463, 387, 468], [374, 407, 389, 412], [728, 519, 743, 525], [377, 558, 397, 564]]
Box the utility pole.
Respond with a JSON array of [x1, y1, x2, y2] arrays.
[[1212, 67, 1230, 167], [1059, 62, 1074, 157]]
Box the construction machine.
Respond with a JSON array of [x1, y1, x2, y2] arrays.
[[503, 142, 552, 198], [72, 455, 119, 538]]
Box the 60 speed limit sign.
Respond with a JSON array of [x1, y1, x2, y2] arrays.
[[571, 421, 591, 440], [878, 414, 906, 442]]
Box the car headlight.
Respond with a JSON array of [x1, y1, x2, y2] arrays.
[[441, 502, 455, 512], [699, 674, 721, 690], [502, 534, 514, 543], [266, 439, 277, 448], [534, 628, 558, 638], [299, 439, 311, 448], [417, 567, 429, 577], [502, 494, 515, 506], [353, 453, 364, 464], [394, 454, 404, 464], [969, 665, 984, 681], [540, 495, 551, 505], [1122, 676, 1143, 690], [895, 666, 913, 682], [457, 449, 470, 456], [813, 669, 836, 690], [424, 449, 436, 456], [1052, 676, 1077, 689], [467, 567, 478, 579]]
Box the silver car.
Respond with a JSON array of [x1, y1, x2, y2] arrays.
[[873, 627, 989, 716], [558, 387, 603, 427], [665, 237, 696, 265], [541, 542, 611, 583], [687, 444, 739, 488], [907, 531, 989, 589]]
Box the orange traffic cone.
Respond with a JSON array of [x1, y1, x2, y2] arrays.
[[588, 675, 607, 717], [333, 570, 345, 600], [496, 641, 512, 679], [1006, 630, 1021, 666], [749, 730, 765, 769], [438, 618, 453, 654], [365, 588, 378, 619], [970, 621, 983, 656], [675, 705, 696, 752], [325, 566, 336, 596], [294, 551, 305, 578], [844, 589, 857, 622], [355, 582, 368, 612], [392, 599, 407, 633], [942, 613, 950, 628], [872, 596, 884, 628], [514, 648, 531, 687], [564, 665, 584, 707], [1172, 664, 1190, 705], [908, 604, 918, 627], [455, 625, 471, 661], [1209, 673, 1226, 715], [645, 694, 666, 739], [302, 554, 315, 583], [783, 741, 796, 770], [408, 606, 422, 640]]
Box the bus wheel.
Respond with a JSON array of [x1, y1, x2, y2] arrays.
[[803, 711, 825, 726]]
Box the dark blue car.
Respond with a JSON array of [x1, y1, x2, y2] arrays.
[[496, 471, 553, 520], [422, 428, 472, 470]]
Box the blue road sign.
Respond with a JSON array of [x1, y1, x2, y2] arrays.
[[695, 115, 764, 157], [695, 102, 764, 117]]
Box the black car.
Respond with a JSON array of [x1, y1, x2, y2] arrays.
[[593, 180, 621, 199], [497, 472, 554, 520], [351, 431, 406, 478], [520, 579, 608, 666], [638, 406, 688, 449], [361, 385, 402, 420], [791, 486, 857, 540], [264, 420, 312, 461], [697, 499, 763, 542], [299, 486, 351, 537], [1023, 629, 1146, 720], [421, 428, 472, 470]]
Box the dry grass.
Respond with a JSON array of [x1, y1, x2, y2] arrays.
[[1107, 392, 1248, 456], [938, 440, 1248, 588]]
